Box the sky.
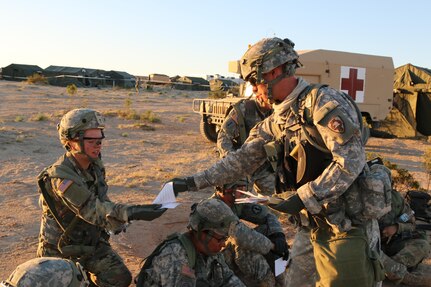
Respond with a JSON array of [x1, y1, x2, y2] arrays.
[[1, 0, 430, 78]]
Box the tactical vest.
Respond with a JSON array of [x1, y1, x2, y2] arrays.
[[38, 155, 109, 257], [231, 99, 267, 146], [265, 84, 338, 192], [135, 232, 196, 287]]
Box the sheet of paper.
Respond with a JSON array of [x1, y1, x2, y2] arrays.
[[152, 182, 180, 209], [235, 189, 268, 204], [274, 257, 289, 277]]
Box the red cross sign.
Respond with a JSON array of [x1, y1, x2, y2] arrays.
[[340, 66, 365, 103]]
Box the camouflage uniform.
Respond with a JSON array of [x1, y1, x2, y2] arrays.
[[37, 108, 166, 287], [137, 198, 245, 287], [217, 99, 275, 195], [1, 257, 89, 287], [37, 153, 132, 287], [190, 38, 381, 287], [379, 190, 431, 284], [213, 195, 286, 286]]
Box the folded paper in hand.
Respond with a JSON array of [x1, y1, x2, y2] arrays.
[[152, 182, 180, 209], [234, 190, 269, 204], [275, 257, 290, 276]]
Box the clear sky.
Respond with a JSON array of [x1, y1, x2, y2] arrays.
[[1, 0, 430, 78]]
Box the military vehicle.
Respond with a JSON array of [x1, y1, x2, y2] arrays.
[[193, 49, 394, 143]]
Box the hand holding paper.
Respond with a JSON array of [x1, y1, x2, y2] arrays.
[[152, 182, 180, 209]]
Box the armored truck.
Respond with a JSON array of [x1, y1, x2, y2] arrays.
[[193, 49, 394, 143]]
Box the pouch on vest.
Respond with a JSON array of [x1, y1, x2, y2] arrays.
[[263, 141, 282, 172], [358, 158, 392, 219]]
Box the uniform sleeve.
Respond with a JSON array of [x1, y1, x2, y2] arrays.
[[397, 201, 416, 234], [194, 118, 274, 189], [51, 177, 129, 228], [217, 109, 240, 158], [211, 253, 247, 287], [230, 221, 273, 255], [297, 88, 366, 214], [151, 242, 196, 286]]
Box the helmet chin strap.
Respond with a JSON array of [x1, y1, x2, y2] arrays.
[[71, 131, 98, 164], [265, 63, 296, 103]]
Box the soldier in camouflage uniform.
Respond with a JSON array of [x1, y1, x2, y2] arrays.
[[1, 257, 89, 287], [135, 198, 246, 287], [217, 95, 274, 195], [379, 189, 431, 286], [170, 37, 384, 287], [212, 181, 288, 286], [37, 108, 167, 287]]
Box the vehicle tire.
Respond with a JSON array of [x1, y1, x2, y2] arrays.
[[200, 121, 218, 143]]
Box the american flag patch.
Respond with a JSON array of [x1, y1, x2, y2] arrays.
[[181, 264, 196, 278], [58, 179, 73, 193]]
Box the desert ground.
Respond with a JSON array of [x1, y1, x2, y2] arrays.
[[0, 80, 430, 286]]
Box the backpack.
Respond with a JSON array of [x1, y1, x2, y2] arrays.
[[135, 232, 196, 287]]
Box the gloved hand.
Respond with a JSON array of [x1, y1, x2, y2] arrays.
[[269, 232, 289, 260], [263, 251, 279, 274], [127, 204, 167, 221], [268, 193, 304, 215], [168, 177, 196, 196]]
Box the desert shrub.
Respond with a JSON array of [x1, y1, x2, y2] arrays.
[[26, 73, 48, 85], [146, 85, 153, 91], [140, 110, 161, 123], [66, 84, 77, 96], [30, 113, 49, 121], [14, 115, 25, 122]]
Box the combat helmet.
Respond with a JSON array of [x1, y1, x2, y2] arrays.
[[57, 108, 105, 149], [240, 37, 300, 99], [1, 257, 89, 287], [188, 198, 238, 236]]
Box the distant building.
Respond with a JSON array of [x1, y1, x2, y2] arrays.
[[44, 65, 104, 87], [149, 73, 170, 84], [172, 76, 210, 91], [1, 63, 43, 81]]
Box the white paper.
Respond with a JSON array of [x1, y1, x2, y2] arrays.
[[152, 182, 180, 209], [235, 189, 268, 204], [274, 257, 289, 277]]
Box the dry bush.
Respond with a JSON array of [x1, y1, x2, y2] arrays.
[[26, 73, 48, 85], [66, 84, 77, 96]]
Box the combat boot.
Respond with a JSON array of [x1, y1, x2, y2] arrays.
[[402, 271, 431, 286]]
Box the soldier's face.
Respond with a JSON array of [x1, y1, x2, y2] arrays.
[[82, 129, 104, 159], [198, 231, 228, 255]]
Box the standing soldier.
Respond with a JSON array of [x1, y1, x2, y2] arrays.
[[169, 37, 384, 287], [379, 189, 431, 286], [135, 198, 246, 287], [37, 108, 167, 287], [217, 93, 274, 195], [212, 181, 288, 287], [1, 257, 89, 287]]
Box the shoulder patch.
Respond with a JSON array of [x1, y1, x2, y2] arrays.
[[58, 179, 73, 193], [251, 204, 263, 215], [180, 264, 196, 279], [327, 116, 345, 133], [231, 110, 238, 124]]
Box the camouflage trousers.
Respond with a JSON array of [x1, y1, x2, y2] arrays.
[[381, 237, 430, 283], [37, 241, 132, 287], [222, 243, 287, 287]]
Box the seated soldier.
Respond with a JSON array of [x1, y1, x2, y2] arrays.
[[135, 198, 246, 287], [1, 257, 89, 287], [379, 189, 431, 286], [212, 181, 289, 287]]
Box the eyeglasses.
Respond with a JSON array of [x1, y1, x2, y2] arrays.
[[83, 136, 105, 147], [207, 231, 228, 243]]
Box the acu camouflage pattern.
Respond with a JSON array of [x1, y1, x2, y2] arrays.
[[3, 257, 88, 287], [379, 190, 430, 283], [140, 238, 245, 287], [192, 77, 383, 286], [240, 37, 299, 82], [58, 108, 105, 142], [37, 152, 132, 287], [213, 197, 286, 286], [188, 198, 239, 236], [217, 99, 275, 195]]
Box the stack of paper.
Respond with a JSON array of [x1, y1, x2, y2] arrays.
[[234, 190, 269, 204], [152, 182, 180, 209]]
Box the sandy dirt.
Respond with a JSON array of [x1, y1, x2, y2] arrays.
[[0, 80, 430, 286]]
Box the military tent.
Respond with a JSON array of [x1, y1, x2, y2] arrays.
[[44, 65, 105, 87], [379, 64, 431, 137], [172, 76, 210, 91], [1, 63, 43, 81], [105, 71, 135, 88]]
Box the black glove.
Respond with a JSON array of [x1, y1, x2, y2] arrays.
[[263, 251, 280, 274], [269, 232, 289, 260], [168, 177, 196, 196], [127, 204, 167, 221], [269, 193, 305, 215]]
